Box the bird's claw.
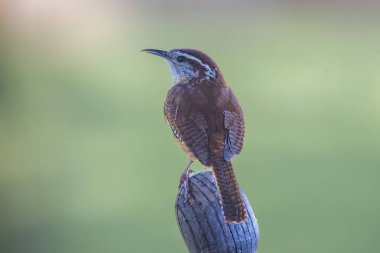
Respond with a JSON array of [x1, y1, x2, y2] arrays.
[[179, 168, 194, 189], [179, 168, 195, 202]]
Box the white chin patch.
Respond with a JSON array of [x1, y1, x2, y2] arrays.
[[169, 62, 198, 83]]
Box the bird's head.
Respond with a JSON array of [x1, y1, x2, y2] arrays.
[[142, 48, 222, 84]]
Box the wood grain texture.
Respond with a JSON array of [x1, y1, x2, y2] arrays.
[[175, 171, 259, 253]]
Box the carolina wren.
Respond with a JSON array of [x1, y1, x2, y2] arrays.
[[143, 48, 247, 223]]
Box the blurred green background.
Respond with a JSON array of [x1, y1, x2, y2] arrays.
[[1, 1, 379, 252]]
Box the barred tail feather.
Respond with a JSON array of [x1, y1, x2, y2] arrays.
[[212, 160, 247, 223]]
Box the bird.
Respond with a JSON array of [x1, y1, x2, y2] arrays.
[[143, 48, 247, 223]]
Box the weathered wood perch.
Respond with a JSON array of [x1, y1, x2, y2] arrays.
[[175, 171, 259, 253]]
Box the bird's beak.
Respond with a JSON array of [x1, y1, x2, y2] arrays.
[[141, 49, 170, 60]]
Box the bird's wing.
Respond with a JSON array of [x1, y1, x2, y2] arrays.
[[223, 92, 245, 161], [164, 98, 210, 166]]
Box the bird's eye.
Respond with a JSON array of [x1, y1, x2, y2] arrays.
[[177, 56, 185, 63]]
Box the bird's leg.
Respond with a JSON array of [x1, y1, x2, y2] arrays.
[[179, 160, 194, 202]]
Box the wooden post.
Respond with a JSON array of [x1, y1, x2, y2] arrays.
[[175, 171, 259, 253]]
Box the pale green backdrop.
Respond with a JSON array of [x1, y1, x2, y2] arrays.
[[1, 1, 379, 252]]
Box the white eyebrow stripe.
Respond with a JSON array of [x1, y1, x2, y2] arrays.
[[176, 52, 216, 78]]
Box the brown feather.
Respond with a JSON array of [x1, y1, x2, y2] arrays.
[[161, 49, 247, 222]]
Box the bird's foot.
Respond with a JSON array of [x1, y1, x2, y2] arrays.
[[179, 167, 195, 202]]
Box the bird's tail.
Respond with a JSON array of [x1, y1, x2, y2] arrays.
[[212, 159, 247, 223]]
